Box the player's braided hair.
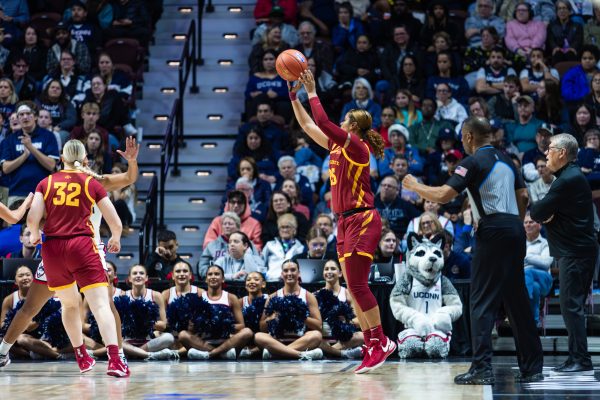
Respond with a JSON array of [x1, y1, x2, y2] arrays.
[[61, 139, 104, 180], [348, 109, 385, 159]]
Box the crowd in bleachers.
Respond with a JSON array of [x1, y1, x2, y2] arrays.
[[0, 0, 159, 242]]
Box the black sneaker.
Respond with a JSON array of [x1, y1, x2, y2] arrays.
[[515, 372, 544, 383], [552, 362, 593, 374], [454, 369, 495, 385], [552, 358, 573, 372]]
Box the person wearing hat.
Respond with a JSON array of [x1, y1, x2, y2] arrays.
[[252, 5, 299, 47], [409, 98, 453, 154], [522, 123, 556, 167], [378, 123, 423, 178], [426, 127, 459, 184], [66, 0, 102, 54], [504, 95, 543, 153], [433, 148, 463, 186], [254, 0, 298, 25], [46, 20, 91, 74], [0, 102, 59, 207]]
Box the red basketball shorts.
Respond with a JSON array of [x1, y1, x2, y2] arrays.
[[336, 208, 382, 262], [42, 236, 108, 292]]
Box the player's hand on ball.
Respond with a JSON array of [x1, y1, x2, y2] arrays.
[[299, 70, 316, 94], [107, 237, 121, 253], [402, 174, 419, 191], [287, 80, 302, 93]]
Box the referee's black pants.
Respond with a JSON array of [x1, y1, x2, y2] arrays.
[[470, 214, 543, 374], [558, 255, 597, 366]]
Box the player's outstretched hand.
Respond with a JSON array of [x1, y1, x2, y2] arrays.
[[287, 80, 302, 93], [298, 70, 316, 95], [402, 174, 419, 191], [116, 136, 140, 162], [107, 237, 121, 253], [22, 192, 34, 209]]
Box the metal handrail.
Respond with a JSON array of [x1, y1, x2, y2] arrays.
[[138, 175, 158, 264], [159, 99, 179, 228]]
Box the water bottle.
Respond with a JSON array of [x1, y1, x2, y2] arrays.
[[373, 264, 381, 281]]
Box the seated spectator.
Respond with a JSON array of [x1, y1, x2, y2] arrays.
[[295, 57, 338, 108], [298, 0, 337, 37], [409, 98, 453, 155], [253, 6, 298, 47], [331, 2, 364, 55], [564, 103, 597, 146], [36, 109, 60, 147], [6, 224, 40, 258], [7, 55, 36, 101], [14, 25, 46, 82], [236, 102, 288, 154], [584, 3, 600, 45], [0, 78, 18, 124], [94, 52, 133, 103], [292, 226, 336, 261], [261, 190, 310, 244], [145, 230, 186, 280], [388, 0, 422, 41], [262, 214, 306, 281], [505, 2, 546, 58], [463, 27, 501, 89], [379, 25, 424, 89], [244, 49, 290, 122], [199, 212, 242, 278], [46, 21, 91, 74], [292, 131, 324, 181], [70, 102, 113, 152], [248, 26, 290, 73], [520, 48, 560, 96], [578, 128, 600, 189], [214, 231, 266, 281], [274, 156, 314, 207], [420, 1, 462, 51], [425, 31, 463, 78], [204, 190, 263, 251], [426, 127, 458, 184], [561, 45, 600, 104], [225, 157, 272, 222], [254, 0, 297, 25], [465, 0, 506, 48], [433, 148, 464, 186], [487, 75, 520, 122], [373, 228, 401, 264], [43, 49, 87, 102], [389, 155, 419, 204], [425, 52, 470, 105], [67, 0, 102, 53], [475, 47, 517, 98], [36, 79, 77, 145], [374, 175, 420, 238], [585, 70, 600, 123], [255, 260, 322, 359], [536, 79, 569, 126], [104, 0, 151, 47], [504, 95, 544, 153], [523, 123, 556, 168], [546, 1, 583, 65], [295, 21, 333, 73], [336, 34, 380, 87], [378, 124, 423, 177], [0, 102, 58, 205], [378, 106, 395, 147], [441, 231, 471, 280], [391, 55, 425, 104], [528, 155, 555, 202], [281, 178, 310, 220], [0, 0, 29, 44], [108, 162, 135, 228], [523, 213, 554, 327], [340, 78, 381, 129], [406, 201, 454, 237], [434, 83, 468, 127], [392, 89, 422, 128], [315, 213, 337, 257]]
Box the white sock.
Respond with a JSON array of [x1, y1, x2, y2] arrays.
[[118, 348, 125, 357], [0, 340, 13, 356]]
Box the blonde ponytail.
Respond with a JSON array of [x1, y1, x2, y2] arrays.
[[62, 140, 104, 180]]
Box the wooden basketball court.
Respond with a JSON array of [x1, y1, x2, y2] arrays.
[[1, 356, 598, 399]]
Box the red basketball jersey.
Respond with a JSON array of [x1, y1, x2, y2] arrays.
[[328, 137, 375, 214], [35, 170, 107, 238]]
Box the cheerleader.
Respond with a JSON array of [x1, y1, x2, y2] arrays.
[[255, 260, 324, 360], [316, 260, 364, 359], [121, 265, 178, 360], [238, 271, 269, 358], [178, 265, 253, 360], [0, 266, 60, 360], [161, 261, 203, 304]]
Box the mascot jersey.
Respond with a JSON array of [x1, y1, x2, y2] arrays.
[[407, 277, 443, 315]]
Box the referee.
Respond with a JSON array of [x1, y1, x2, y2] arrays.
[[530, 133, 598, 374], [403, 116, 543, 385]]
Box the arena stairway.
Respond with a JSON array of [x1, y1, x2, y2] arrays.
[[105, 0, 255, 276]]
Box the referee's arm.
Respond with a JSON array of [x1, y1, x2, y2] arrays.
[[402, 175, 459, 204]]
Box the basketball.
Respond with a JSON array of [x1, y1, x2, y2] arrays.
[[276, 49, 308, 81]]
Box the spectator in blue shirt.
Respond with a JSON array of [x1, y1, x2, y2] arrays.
[[331, 2, 364, 55]]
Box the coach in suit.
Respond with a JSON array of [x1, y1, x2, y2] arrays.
[[531, 133, 599, 374]]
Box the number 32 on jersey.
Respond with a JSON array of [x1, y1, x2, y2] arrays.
[[52, 182, 81, 207]]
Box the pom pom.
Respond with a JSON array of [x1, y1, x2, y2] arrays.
[[42, 310, 70, 349], [316, 289, 357, 342], [242, 296, 266, 333], [0, 300, 24, 338], [207, 304, 235, 339], [123, 299, 159, 339], [167, 293, 210, 333], [264, 295, 309, 339], [87, 312, 102, 343], [33, 298, 61, 324]]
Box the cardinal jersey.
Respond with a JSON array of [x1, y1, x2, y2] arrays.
[[35, 170, 107, 238]]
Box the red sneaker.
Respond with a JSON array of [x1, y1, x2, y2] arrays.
[[107, 357, 130, 378], [75, 348, 95, 373], [354, 344, 371, 374], [361, 337, 396, 373]]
